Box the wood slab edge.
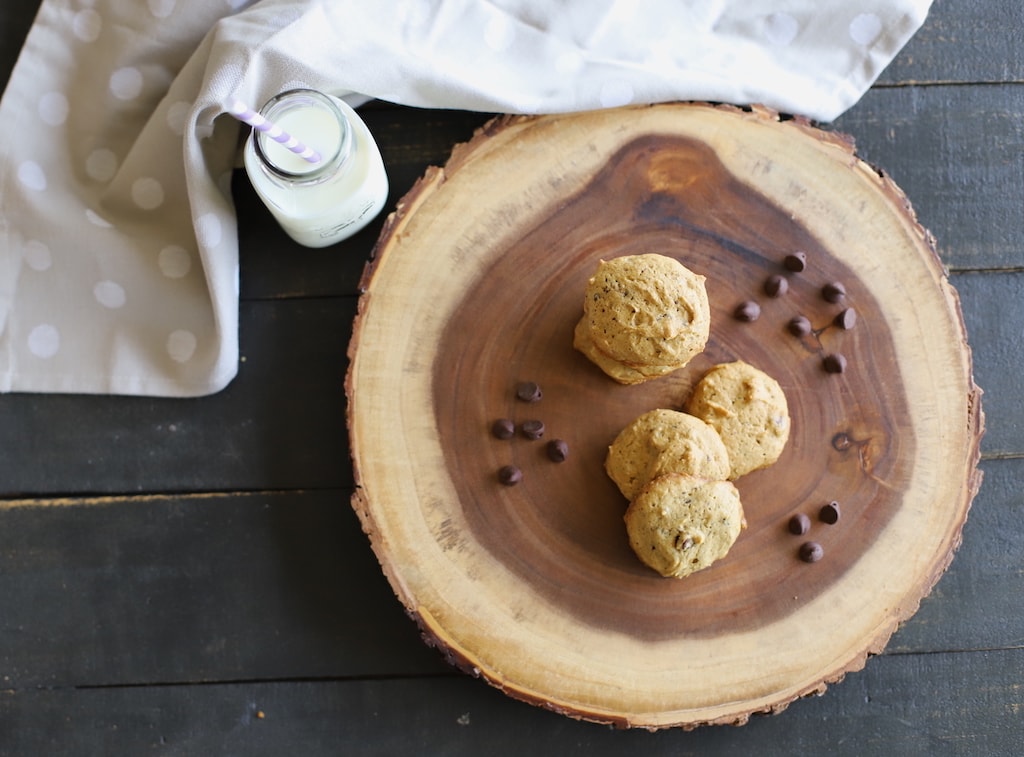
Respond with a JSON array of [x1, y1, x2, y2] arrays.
[[345, 103, 987, 730]]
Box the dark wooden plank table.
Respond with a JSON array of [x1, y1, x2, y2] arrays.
[[1, 1, 1021, 753]]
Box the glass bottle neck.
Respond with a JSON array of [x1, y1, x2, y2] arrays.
[[252, 89, 353, 187]]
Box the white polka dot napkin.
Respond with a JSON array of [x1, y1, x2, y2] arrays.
[[0, 0, 931, 396]]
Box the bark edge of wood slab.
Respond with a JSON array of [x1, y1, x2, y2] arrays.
[[346, 103, 984, 729]]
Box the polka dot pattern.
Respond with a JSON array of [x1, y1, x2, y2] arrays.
[[849, 13, 884, 46], [110, 67, 144, 100], [72, 10, 102, 43], [27, 324, 60, 359], [17, 161, 47, 192], [167, 330, 197, 363], [148, 0, 177, 19], [94, 280, 127, 309], [765, 13, 800, 46], [166, 101, 191, 135], [159, 245, 192, 278], [24, 240, 53, 272], [38, 92, 69, 125], [196, 213, 223, 248], [85, 148, 119, 182], [132, 177, 165, 210]]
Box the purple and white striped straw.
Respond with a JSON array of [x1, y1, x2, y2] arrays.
[[228, 98, 321, 164]]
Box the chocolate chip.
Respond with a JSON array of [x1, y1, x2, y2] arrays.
[[788, 513, 811, 535], [783, 252, 807, 272], [734, 300, 761, 322], [497, 465, 522, 486], [491, 418, 515, 440], [787, 315, 812, 337], [764, 274, 789, 298], [823, 353, 848, 374], [822, 281, 846, 303], [546, 439, 569, 462], [515, 381, 542, 402], [819, 501, 841, 524], [675, 535, 695, 551], [834, 307, 857, 330], [520, 419, 545, 440], [799, 541, 824, 563]]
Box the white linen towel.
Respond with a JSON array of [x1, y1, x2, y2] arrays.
[[0, 0, 932, 396]]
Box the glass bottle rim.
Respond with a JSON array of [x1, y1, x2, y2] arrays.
[[253, 88, 352, 184]]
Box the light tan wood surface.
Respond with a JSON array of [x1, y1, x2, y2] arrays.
[[347, 103, 983, 729]]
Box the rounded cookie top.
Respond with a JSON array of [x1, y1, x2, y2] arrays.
[[685, 360, 790, 478], [624, 473, 745, 579], [576, 254, 710, 382], [605, 408, 731, 501]]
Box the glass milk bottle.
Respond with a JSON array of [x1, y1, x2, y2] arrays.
[[242, 89, 389, 248]]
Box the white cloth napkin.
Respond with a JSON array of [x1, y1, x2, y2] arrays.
[[0, 0, 932, 396]]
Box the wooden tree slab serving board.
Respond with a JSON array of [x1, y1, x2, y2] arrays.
[[346, 103, 984, 729]]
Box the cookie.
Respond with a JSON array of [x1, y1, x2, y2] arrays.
[[685, 361, 790, 478], [624, 473, 745, 579], [574, 254, 710, 384], [605, 409, 731, 501], [572, 318, 677, 385]]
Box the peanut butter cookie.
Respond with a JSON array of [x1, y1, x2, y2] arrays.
[[574, 254, 710, 384], [685, 360, 790, 478], [624, 473, 745, 578], [605, 409, 731, 501]]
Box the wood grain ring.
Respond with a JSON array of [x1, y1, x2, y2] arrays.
[[347, 103, 984, 729]]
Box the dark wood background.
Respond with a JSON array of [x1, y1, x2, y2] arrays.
[[1, 1, 1021, 754]]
